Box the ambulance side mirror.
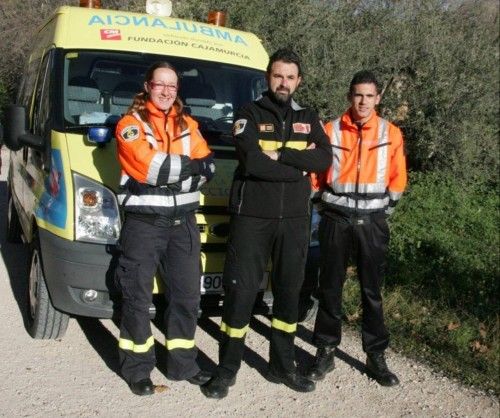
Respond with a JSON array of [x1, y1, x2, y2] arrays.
[[3, 104, 27, 151], [3, 105, 44, 151]]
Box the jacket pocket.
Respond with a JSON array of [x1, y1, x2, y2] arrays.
[[114, 258, 140, 302], [228, 179, 244, 213], [368, 141, 391, 151]]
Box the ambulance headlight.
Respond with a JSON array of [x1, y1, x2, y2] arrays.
[[74, 173, 121, 244]]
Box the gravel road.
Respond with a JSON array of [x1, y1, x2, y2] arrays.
[[0, 148, 498, 418]]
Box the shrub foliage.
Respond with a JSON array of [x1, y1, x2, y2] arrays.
[[388, 171, 498, 320]]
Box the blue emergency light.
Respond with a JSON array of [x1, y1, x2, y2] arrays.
[[87, 127, 112, 145]]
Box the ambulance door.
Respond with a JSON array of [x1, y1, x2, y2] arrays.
[[23, 50, 54, 239], [8, 57, 40, 236]]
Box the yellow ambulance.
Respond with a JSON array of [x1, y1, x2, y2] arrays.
[[3, 4, 270, 339]]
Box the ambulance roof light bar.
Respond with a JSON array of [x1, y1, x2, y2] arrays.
[[146, 0, 172, 17], [208, 10, 226, 26], [79, 0, 101, 8]]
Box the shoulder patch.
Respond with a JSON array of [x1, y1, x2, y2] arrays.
[[120, 125, 140, 142], [233, 119, 247, 136]]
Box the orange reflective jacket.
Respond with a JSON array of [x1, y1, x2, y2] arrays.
[[115, 101, 214, 217], [313, 109, 407, 216]]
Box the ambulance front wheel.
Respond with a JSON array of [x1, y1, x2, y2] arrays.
[[26, 231, 69, 339]]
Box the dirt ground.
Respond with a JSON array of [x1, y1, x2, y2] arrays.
[[0, 147, 498, 417]]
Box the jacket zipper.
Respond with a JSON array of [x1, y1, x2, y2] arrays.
[[165, 118, 177, 216], [165, 119, 171, 154], [279, 120, 286, 219], [355, 124, 363, 213]]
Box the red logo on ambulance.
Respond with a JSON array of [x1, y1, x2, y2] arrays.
[[100, 29, 121, 40]]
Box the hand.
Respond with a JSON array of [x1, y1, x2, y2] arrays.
[[303, 143, 315, 175], [263, 150, 279, 161], [190, 158, 215, 181]]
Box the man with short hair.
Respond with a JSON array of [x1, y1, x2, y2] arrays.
[[306, 70, 407, 386], [201, 48, 332, 399]]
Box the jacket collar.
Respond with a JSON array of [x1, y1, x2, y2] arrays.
[[257, 91, 305, 113], [146, 100, 177, 119], [342, 108, 378, 129]]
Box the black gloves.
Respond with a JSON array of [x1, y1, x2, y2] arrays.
[[190, 153, 215, 181]]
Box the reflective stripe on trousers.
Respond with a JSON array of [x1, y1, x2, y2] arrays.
[[119, 336, 155, 353]]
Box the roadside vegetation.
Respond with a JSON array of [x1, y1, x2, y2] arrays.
[[0, 0, 498, 393]]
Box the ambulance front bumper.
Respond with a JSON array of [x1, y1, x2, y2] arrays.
[[39, 229, 118, 318]]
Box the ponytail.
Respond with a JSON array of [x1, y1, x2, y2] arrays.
[[127, 91, 148, 122]]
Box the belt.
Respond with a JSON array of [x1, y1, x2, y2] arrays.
[[324, 211, 385, 226], [125, 212, 187, 227], [154, 215, 187, 227]]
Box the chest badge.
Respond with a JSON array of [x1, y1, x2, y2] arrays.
[[259, 124, 275, 133], [293, 123, 311, 134]]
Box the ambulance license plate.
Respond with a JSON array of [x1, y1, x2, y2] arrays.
[[200, 273, 223, 294], [200, 273, 269, 294]]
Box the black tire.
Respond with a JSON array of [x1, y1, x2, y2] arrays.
[[6, 191, 23, 243], [27, 232, 69, 339]]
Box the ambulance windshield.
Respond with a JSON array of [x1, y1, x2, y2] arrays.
[[62, 51, 267, 142]]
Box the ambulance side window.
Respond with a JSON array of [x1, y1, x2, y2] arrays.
[[17, 59, 38, 113], [32, 52, 52, 138], [254, 77, 267, 100]]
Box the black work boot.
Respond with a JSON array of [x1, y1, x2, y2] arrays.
[[306, 346, 336, 381], [366, 352, 400, 387], [129, 378, 155, 396], [266, 369, 316, 392], [200, 375, 236, 399], [186, 370, 212, 386]]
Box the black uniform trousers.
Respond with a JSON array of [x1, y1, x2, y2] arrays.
[[216, 215, 309, 379], [116, 213, 201, 384], [312, 213, 390, 353]]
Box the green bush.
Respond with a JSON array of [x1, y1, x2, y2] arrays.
[[387, 171, 499, 320]]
